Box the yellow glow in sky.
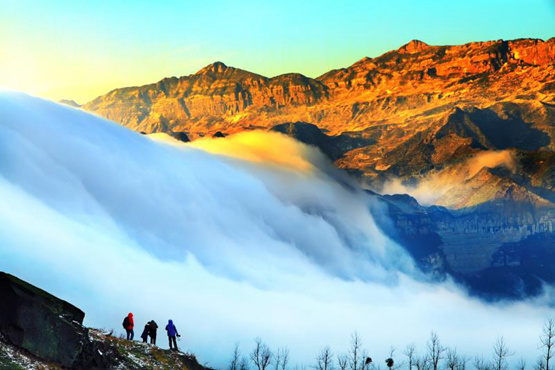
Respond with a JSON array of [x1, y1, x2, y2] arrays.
[[1, 0, 553, 104]]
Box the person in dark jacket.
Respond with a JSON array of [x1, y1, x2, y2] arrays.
[[122, 313, 134, 340], [140, 323, 149, 343], [165, 319, 180, 351], [148, 320, 159, 345]]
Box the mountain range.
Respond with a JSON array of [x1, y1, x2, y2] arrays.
[[82, 38, 555, 210], [77, 38, 555, 298]]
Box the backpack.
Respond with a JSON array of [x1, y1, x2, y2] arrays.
[[122, 316, 130, 329]]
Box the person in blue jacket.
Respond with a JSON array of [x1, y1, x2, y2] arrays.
[[165, 319, 180, 351]]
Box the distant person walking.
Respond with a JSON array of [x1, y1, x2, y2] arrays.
[[165, 319, 180, 351], [148, 320, 159, 345], [122, 313, 134, 340]]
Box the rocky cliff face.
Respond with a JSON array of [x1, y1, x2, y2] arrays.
[[0, 272, 210, 369], [84, 61, 328, 137], [83, 38, 555, 209], [371, 193, 555, 298]]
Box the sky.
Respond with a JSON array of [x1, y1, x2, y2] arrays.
[[0, 0, 554, 103]]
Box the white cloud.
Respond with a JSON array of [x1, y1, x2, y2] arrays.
[[0, 92, 551, 368]]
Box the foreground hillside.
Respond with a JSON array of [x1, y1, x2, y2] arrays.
[[0, 330, 207, 370], [0, 272, 209, 370], [82, 38, 555, 209], [4, 271, 555, 370]]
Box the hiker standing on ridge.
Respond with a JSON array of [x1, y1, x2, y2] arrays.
[[140, 322, 149, 343], [165, 319, 180, 351], [122, 313, 134, 340], [148, 320, 159, 345]]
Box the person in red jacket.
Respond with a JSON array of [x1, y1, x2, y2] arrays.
[[122, 313, 134, 340]]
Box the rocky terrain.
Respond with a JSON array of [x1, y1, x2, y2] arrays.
[[370, 192, 555, 298], [0, 272, 209, 369]]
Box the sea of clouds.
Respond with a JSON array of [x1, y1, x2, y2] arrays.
[[0, 91, 552, 368]]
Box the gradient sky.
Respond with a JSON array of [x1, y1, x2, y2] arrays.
[[1, 0, 554, 103]]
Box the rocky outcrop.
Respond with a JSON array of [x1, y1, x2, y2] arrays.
[[398, 40, 431, 54], [0, 272, 211, 369], [169, 131, 190, 143], [0, 272, 90, 367]]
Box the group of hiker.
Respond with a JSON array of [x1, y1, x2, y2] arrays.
[[122, 313, 181, 351]]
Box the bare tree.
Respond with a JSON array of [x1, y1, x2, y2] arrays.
[[457, 355, 469, 370], [230, 344, 242, 370], [251, 338, 273, 370], [473, 355, 490, 370], [338, 355, 349, 370], [444, 348, 468, 370], [316, 347, 334, 370], [516, 358, 526, 370], [274, 348, 289, 370], [240, 356, 250, 370], [491, 336, 514, 370], [414, 356, 430, 370], [535, 357, 546, 370], [540, 318, 555, 370], [403, 344, 416, 370], [426, 332, 446, 370], [446, 348, 459, 370], [348, 332, 364, 370]]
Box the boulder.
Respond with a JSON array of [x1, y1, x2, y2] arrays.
[[169, 131, 190, 143], [0, 272, 90, 367]]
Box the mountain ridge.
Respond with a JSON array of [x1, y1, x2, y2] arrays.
[[83, 37, 555, 135], [83, 37, 555, 209]]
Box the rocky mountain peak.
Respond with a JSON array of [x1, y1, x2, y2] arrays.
[[398, 39, 430, 54], [196, 61, 228, 75]]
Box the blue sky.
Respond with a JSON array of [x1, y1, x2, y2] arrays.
[[1, 0, 554, 102]]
